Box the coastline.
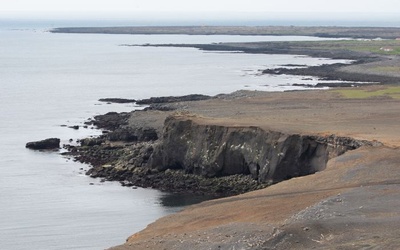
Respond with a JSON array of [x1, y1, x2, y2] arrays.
[[63, 86, 400, 249], [55, 27, 400, 249], [64, 92, 379, 197], [130, 40, 400, 84], [51, 26, 400, 39], [87, 86, 400, 249]]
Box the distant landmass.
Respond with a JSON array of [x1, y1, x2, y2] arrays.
[[51, 26, 400, 39]]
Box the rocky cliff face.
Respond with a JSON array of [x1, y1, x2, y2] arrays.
[[148, 116, 375, 184], [66, 112, 378, 195]]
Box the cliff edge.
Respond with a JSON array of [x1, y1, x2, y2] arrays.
[[104, 86, 400, 249]]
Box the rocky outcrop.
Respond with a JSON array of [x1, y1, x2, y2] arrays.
[[26, 138, 60, 150], [148, 117, 377, 184], [136, 94, 211, 105], [66, 110, 379, 196], [262, 64, 397, 84], [84, 112, 131, 131], [98, 98, 136, 103], [100, 127, 158, 142]]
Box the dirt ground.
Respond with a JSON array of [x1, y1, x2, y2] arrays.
[[109, 86, 400, 249], [149, 86, 400, 147]]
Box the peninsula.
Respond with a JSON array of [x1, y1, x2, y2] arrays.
[[57, 26, 400, 249]]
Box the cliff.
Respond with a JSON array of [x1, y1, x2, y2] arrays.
[[104, 86, 400, 249], [111, 145, 400, 250], [149, 116, 374, 184], [69, 112, 376, 197], [62, 86, 400, 249]]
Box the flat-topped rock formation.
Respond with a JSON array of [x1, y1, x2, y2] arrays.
[[58, 85, 400, 249], [101, 86, 400, 249]]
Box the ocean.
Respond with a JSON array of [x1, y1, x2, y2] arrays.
[[0, 20, 351, 249]]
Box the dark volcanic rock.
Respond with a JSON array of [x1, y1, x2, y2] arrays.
[[67, 114, 379, 196], [88, 166, 265, 196], [98, 98, 136, 103], [26, 138, 60, 150], [136, 94, 211, 105], [262, 63, 398, 84], [85, 112, 130, 130], [79, 138, 104, 147], [104, 128, 158, 142], [148, 117, 377, 184], [105, 128, 138, 142]]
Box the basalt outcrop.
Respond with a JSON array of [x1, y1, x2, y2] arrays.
[[148, 116, 375, 184], [26, 138, 60, 150], [65, 110, 377, 196]]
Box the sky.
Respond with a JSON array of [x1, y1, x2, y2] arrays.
[[1, 0, 399, 14], [1, 0, 399, 25]]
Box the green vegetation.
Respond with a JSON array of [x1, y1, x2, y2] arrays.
[[333, 86, 400, 99], [313, 40, 400, 55]]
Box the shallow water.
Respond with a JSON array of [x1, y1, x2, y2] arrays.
[[0, 21, 351, 249]]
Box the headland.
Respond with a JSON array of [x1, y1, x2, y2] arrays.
[[57, 26, 400, 249]]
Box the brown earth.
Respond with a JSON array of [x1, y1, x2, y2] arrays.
[[109, 86, 400, 249]]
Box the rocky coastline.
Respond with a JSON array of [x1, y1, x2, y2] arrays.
[[62, 93, 380, 197], [56, 86, 400, 250], [46, 26, 400, 249], [63, 106, 268, 197], [132, 41, 400, 85], [105, 86, 400, 250], [60, 37, 400, 197]]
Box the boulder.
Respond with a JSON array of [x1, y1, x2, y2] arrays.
[[26, 138, 60, 150]]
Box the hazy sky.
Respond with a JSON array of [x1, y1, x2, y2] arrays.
[[1, 0, 399, 14]]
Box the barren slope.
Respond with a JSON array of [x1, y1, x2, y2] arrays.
[[109, 86, 400, 249]]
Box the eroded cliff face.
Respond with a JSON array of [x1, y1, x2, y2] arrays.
[[68, 113, 379, 195], [148, 116, 375, 184]]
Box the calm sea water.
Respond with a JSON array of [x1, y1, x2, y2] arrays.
[[0, 21, 351, 250]]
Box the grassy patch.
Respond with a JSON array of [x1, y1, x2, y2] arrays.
[[311, 40, 400, 55], [333, 86, 400, 99]]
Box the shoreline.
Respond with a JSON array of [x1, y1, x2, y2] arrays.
[[53, 25, 400, 86], [54, 27, 400, 249], [60, 85, 400, 250], [50, 25, 400, 39], [63, 92, 379, 197], [129, 40, 400, 85], [97, 85, 400, 249]]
